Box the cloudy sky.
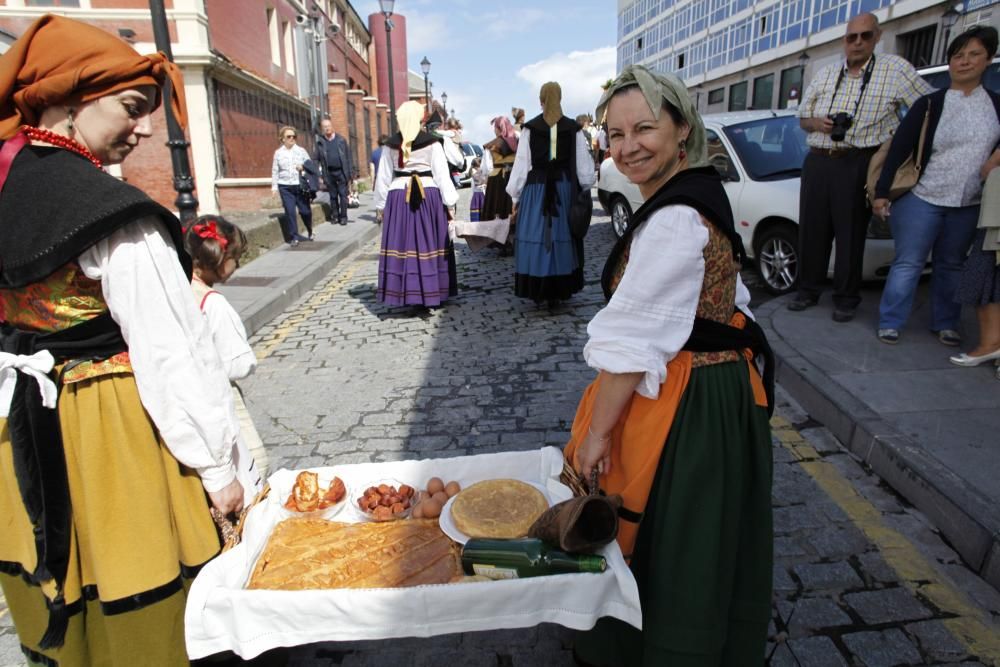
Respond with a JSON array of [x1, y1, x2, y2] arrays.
[[354, 0, 617, 145]]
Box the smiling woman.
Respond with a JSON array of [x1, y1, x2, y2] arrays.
[[0, 14, 243, 665]]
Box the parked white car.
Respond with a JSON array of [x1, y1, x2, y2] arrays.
[[457, 142, 483, 187], [596, 110, 897, 294]]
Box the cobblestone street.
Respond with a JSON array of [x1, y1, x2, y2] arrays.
[[2, 199, 999, 666]]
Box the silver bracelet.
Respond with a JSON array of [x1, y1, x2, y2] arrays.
[[588, 426, 610, 441]]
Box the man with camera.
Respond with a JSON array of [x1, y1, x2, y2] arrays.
[[791, 12, 931, 321]]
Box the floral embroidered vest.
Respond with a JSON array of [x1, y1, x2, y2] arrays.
[[0, 262, 132, 383], [609, 218, 741, 367]]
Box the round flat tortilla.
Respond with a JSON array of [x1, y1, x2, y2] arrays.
[[450, 479, 549, 539]]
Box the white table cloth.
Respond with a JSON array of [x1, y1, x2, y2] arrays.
[[185, 447, 642, 659]]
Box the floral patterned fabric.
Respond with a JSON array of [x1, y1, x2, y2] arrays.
[[608, 216, 740, 368], [0, 262, 132, 382]]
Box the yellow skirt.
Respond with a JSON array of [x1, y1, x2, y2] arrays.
[[0, 372, 220, 666]]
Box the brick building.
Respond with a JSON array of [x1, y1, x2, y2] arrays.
[[0, 0, 390, 214]]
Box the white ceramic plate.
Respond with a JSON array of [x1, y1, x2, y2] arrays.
[[438, 480, 553, 545]]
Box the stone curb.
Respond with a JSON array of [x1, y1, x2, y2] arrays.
[[757, 296, 1000, 593]]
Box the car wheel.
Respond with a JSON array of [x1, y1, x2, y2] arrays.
[[754, 224, 798, 295], [610, 195, 631, 238]]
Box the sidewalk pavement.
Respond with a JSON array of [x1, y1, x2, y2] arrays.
[[758, 287, 1000, 591], [218, 193, 382, 336]]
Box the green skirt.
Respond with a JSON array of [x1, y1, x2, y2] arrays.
[[576, 361, 773, 666]]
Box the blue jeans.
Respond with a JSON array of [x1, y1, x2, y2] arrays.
[[878, 192, 979, 331], [278, 184, 312, 241]]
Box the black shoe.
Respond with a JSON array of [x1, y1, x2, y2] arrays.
[[339, 218, 347, 226], [832, 307, 856, 323], [787, 296, 818, 312]]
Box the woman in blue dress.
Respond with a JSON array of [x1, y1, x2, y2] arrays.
[[506, 82, 595, 303]]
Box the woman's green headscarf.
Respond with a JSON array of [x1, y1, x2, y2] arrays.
[[595, 64, 706, 167]]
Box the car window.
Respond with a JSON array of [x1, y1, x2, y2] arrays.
[[461, 143, 476, 156], [920, 62, 1000, 91], [722, 115, 808, 181], [705, 130, 737, 180], [473, 145, 483, 157]]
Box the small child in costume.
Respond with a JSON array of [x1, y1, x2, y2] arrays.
[[469, 157, 485, 222], [185, 216, 267, 505]]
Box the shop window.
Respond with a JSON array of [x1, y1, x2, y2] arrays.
[[729, 81, 748, 111], [708, 88, 724, 105], [752, 73, 774, 110]]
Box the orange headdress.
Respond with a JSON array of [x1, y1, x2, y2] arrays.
[[0, 14, 188, 139]]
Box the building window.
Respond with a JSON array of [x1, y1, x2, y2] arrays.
[[752, 73, 774, 110], [267, 8, 281, 67], [677, 52, 685, 70], [26, 0, 81, 5], [729, 81, 748, 111], [637, 36, 643, 50], [708, 88, 724, 105], [213, 80, 313, 178], [897, 25, 936, 68], [282, 21, 295, 75], [778, 66, 804, 109]]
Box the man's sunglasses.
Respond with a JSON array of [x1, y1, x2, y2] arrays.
[[845, 30, 876, 43], [284, 133, 297, 138]]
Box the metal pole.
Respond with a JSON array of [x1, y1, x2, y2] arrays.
[[384, 15, 397, 133], [148, 0, 198, 224], [423, 73, 430, 114]]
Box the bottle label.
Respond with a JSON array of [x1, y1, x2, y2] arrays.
[[472, 564, 520, 580]]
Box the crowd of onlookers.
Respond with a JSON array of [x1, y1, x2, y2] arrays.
[[791, 14, 1000, 380]]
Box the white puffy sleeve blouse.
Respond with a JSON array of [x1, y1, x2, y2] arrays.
[[77, 217, 240, 492], [583, 205, 753, 399]]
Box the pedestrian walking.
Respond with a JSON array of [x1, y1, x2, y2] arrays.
[[186, 216, 268, 504], [271, 125, 314, 244], [872, 26, 1000, 346], [370, 134, 387, 192], [566, 64, 773, 667], [790, 12, 932, 322], [374, 100, 459, 307], [506, 82, 595, 304], [0, 15, 243, 665], [317, 118, 353, 225], [469, 157, 485, 221]]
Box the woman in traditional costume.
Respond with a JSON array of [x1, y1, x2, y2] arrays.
[[506, 82, 595, 303], [480, 116, 518, 254], [374, 101, 459, 307], [0, 15, 243, 666], [565, 65, 774, 666]]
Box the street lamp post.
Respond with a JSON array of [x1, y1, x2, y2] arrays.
[[148, 0, 198, 224], [379, 0, 397, 132], [441, 91, 447, 120], [420, 56, 431, 114]]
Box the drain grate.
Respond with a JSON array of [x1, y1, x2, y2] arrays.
[[225, 276, 279, 287]]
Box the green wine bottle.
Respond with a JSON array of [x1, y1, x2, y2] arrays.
[[461, 538, 607, 580]]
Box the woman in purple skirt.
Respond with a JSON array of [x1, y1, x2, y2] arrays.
[[374, 101, 460, 307]]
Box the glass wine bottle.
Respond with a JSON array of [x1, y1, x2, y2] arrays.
[[461, 537, 607, 580]]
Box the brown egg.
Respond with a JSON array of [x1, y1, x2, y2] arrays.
[[421, 497, 443, 518], [412, 503, 425, 519], [444, 481, 461, 497], [426, 477, 445, 495], [431, 491, 448, 505]]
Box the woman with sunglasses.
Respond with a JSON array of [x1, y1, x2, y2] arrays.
[[271, 125, 314, 246], [872, 26, 1000, 348]]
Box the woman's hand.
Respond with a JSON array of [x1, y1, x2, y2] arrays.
[[573, 427, 612, 481], [872, 198, 891, 219], [208, 478, 244, 516], [980, 149, 1000, 181]]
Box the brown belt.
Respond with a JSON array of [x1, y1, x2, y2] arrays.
[[809, 146, 878, 158]]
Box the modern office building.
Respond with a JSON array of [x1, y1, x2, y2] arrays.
[[616, 0, 1000, 114]]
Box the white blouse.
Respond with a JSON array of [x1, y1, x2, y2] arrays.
[[77, 217, 240, 492], [271, 144, 310, 189], [192, 281, 257, 381], [584, 205, 753, 399], [373, 141, 459, 210], [506, 127, 596, 203]]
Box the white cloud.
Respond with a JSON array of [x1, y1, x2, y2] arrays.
[[399, 10, 453, 54], [516, 46, 616, 117]]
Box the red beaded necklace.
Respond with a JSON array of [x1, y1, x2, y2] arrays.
[[20, 125, 103, 169]]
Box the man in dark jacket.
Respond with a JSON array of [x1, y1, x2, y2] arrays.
[[316, 118, 353, 225]]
